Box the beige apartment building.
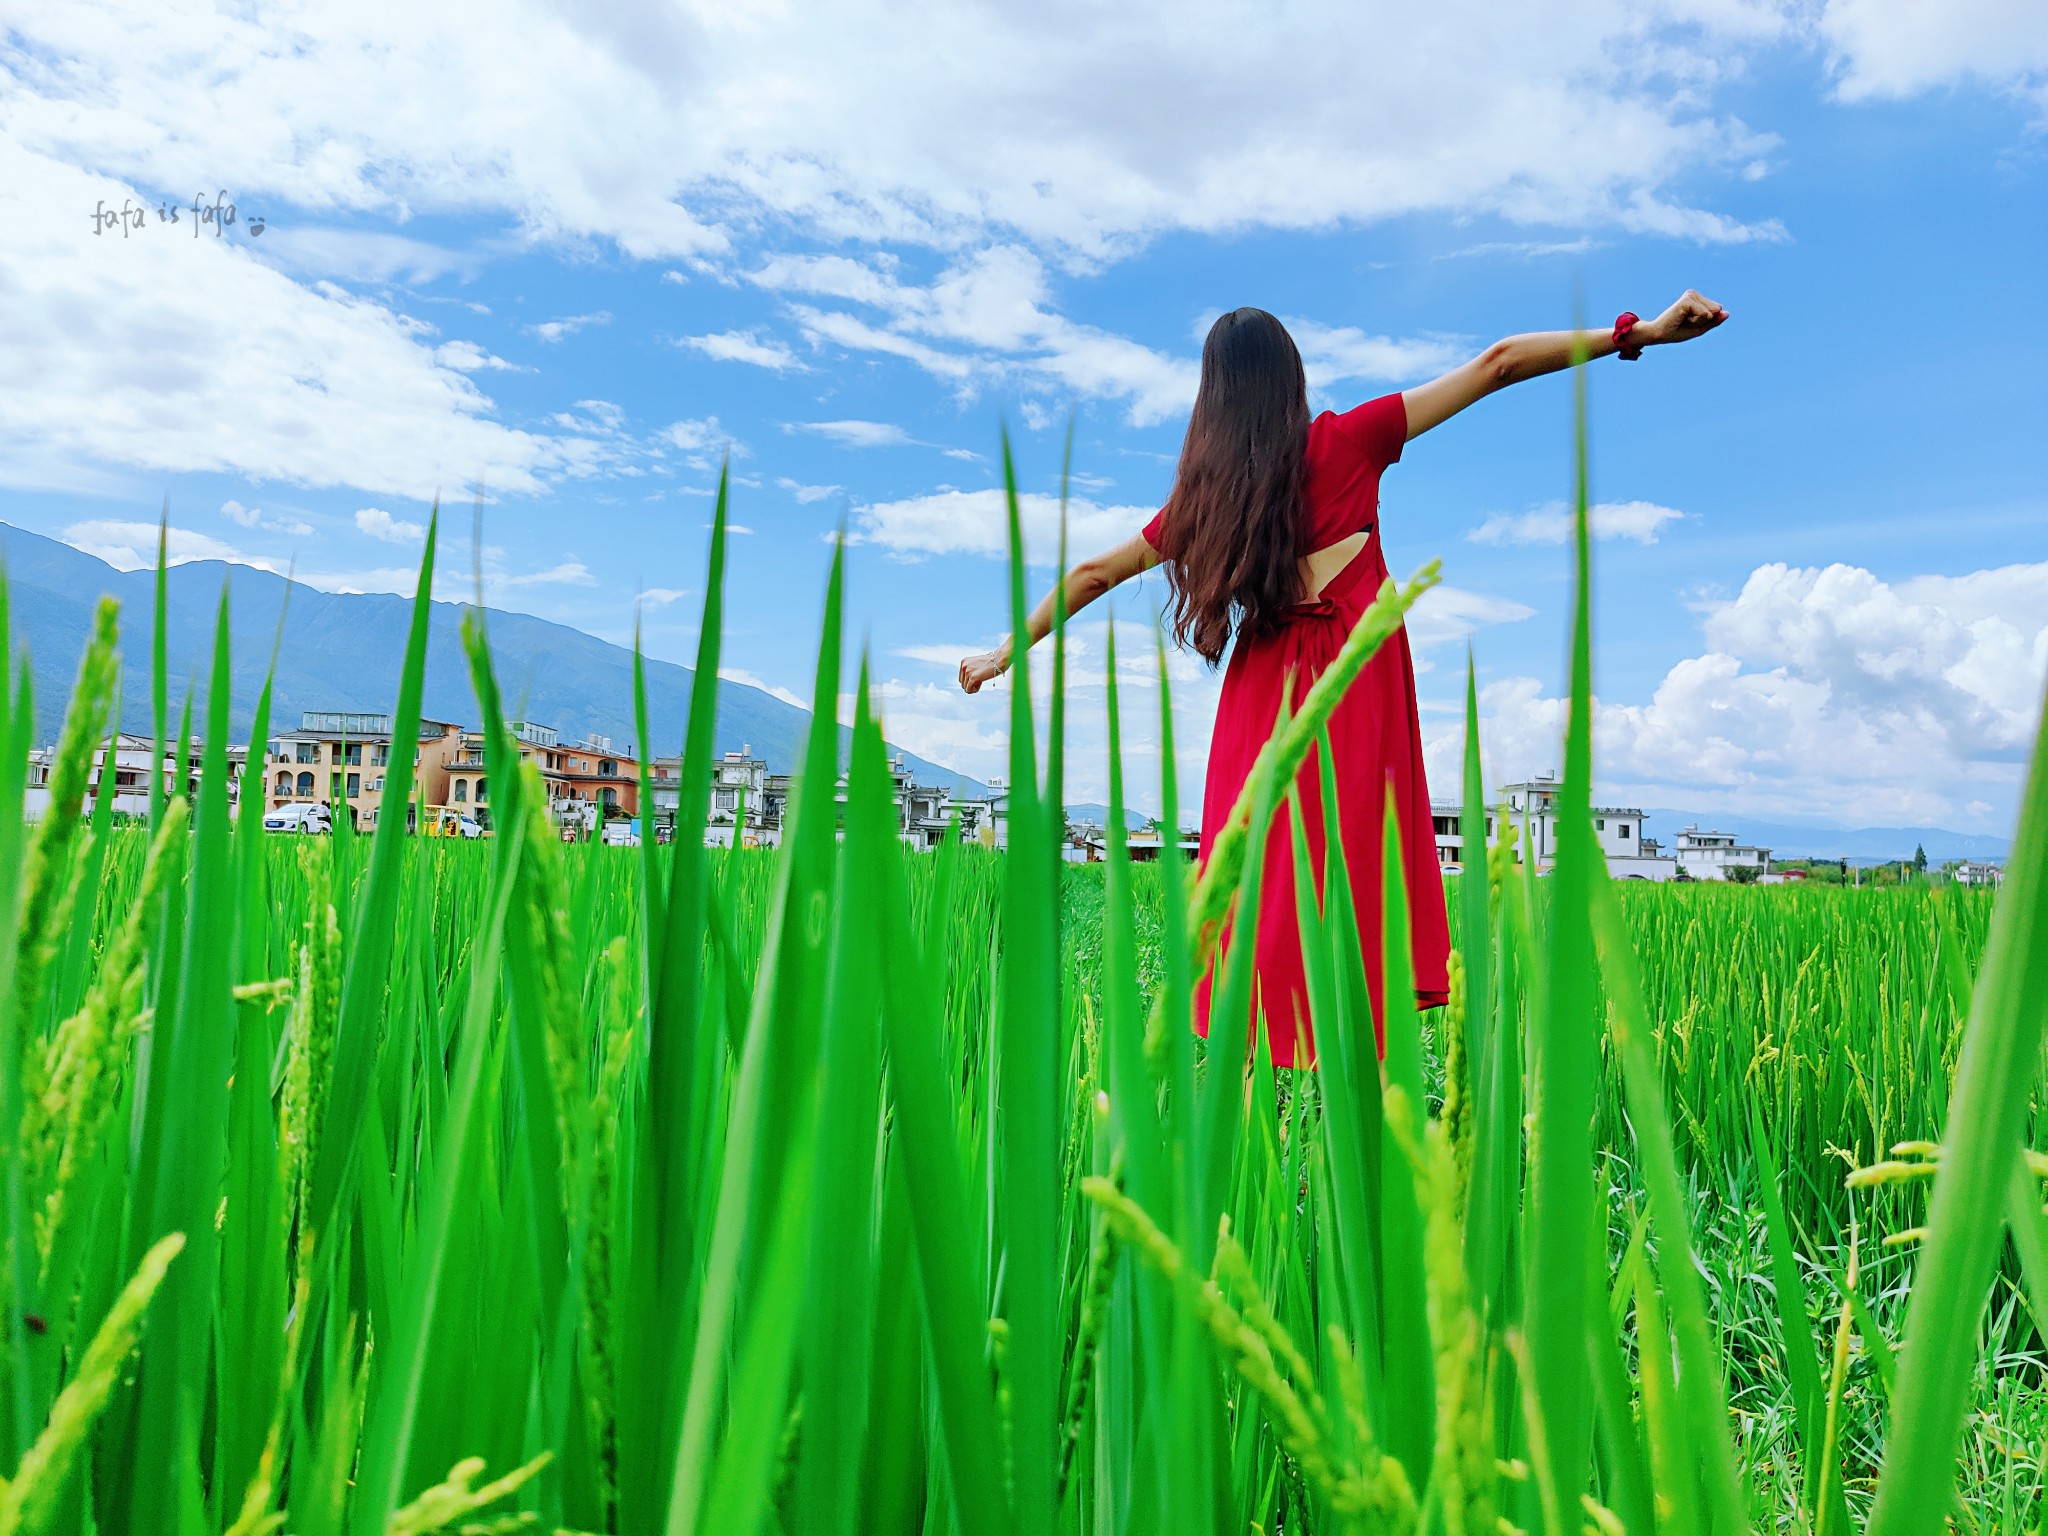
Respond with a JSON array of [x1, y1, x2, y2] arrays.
[[263, 711, 465, 830]]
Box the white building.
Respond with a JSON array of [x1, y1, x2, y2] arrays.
[[26, 732, 215, 820], [950, 778, 1010, 849], [1673, 825, 1772, 881], [1426, 774, 1676, 880], [885, 754, 953, 850], [1953, 859, 2004, 888]]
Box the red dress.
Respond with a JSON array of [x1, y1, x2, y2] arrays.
[[1142, 390, 1451, 1069]]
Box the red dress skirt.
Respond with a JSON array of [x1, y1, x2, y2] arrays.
[[1143, 390, 1452, 1069]]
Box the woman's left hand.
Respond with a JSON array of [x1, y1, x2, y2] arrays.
[[959, 648, 1009, 694], [1642, 289, 1729, 347]]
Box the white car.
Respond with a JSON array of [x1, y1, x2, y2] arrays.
[[264, 802, 332, 834], [599, 822, 640, 847]]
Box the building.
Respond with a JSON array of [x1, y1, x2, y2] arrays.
[[703, 747, 789, 848], [885, 753, 954, 849], [1425, 774, 1677, 880], [1673, 825, 1772, 881], [949, 778, 1010, 849], [26, 732, 208, 820], [440, 721, 640, 832], [1075, 822, 1201, 862], [263, 711, 465, 831], [1953, 859, 2005, 888], [553, 730, 640, 821]]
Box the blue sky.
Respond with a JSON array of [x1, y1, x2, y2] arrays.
[[2, 1, 2044, 831]]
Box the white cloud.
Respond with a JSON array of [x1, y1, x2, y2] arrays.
[[435, 339, 520, 372], [681, 329, 805, 371], [1286, 320, 1468, 390], [777, 477, 843, 503], [851, 488, 1153, 563], [355, 507, 426, 544], [1427, 558, 2048, 827], [639, 586, 689, 607], [793, 420, 916, 449], [1818, 0, 2048, 112], [1405, 587, 1539, 655], [530, 312, 610, 343], [0, 3, 1796, 263], [1467, 499, 1688, 546], [64, 519, 283, 574], [0, 141, 567, 500], [498, 560, 599, 588], [260, 226, 483, 284], [720, 666, 808, 710], [660, 417, 747, 475], [791, 307, 978, 381], [768, 249, 1197, 423], [211, 499, 314, 537]]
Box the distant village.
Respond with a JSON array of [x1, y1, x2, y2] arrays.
[[25, 709, 2006, 887]]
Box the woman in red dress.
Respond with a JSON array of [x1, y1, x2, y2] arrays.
[[960, 292, 1728, 1067]]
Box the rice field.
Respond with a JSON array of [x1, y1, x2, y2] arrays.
[[2, 426, 2046, 1535]]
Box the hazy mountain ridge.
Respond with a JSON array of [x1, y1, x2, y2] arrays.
[[2, 521, 988, 794], [1644, 809, 2010, 864]]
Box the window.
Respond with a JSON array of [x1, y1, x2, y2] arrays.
[[601, 786, 619, 809], [714, 789, 737, 811], [342, 743, 363, 765], [371, 746, 389, 766], [599, 759, 617, 777], [346, 773, 361, 798], [454, 780, 468, 803], [330, 773, 343, 798], [1620, 824, 1631, 839], [296, 772, 314, 796], [475, 777, 487, 803], [275, 771, 291, 793], [1596, 817, 1605, 831], [296, 742, 317, 764]]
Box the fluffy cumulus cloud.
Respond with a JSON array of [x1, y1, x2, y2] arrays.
[[354, 507, 426, 544], [1428, 558, 2048, 828], [0, 139, 568, 500], [1817, 0, 2048, 112]]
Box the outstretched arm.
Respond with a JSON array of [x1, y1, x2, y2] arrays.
[[958, 532, 1159, 693], [1401, 289, 1728, 439]]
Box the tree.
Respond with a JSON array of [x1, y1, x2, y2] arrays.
[[1728, 863, 1762, 885], [1913, 842, 1929, 876]]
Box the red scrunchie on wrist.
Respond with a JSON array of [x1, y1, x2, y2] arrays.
[[1613, 311, 1644, 361]]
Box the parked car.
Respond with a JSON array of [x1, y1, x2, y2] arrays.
[[1439, 861, 1464, 876], [423, 807, 486, 839], [264, 802, 332, 835]]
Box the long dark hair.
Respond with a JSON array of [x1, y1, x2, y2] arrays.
[[1151, 308, 1311, 665]]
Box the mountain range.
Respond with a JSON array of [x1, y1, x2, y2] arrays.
[[1, 521, 987, 794], [1644, 810, 2010, 865]]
